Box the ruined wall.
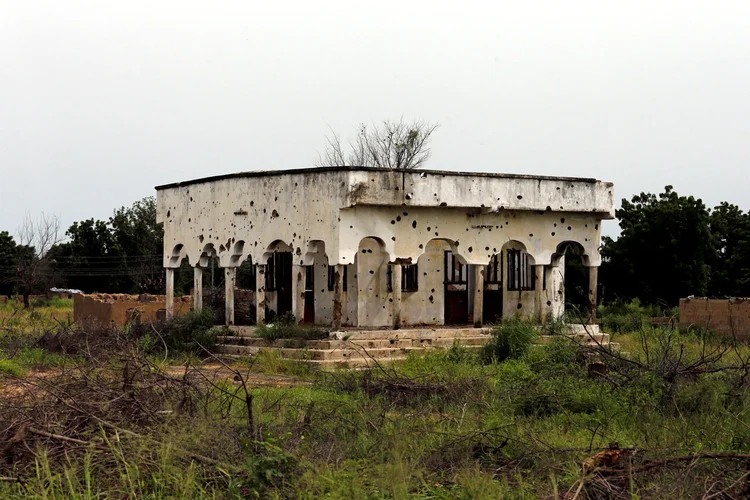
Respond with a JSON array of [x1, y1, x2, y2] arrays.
[[402, 240, 451, 325], [157, 168, 613, 269], [679, 298, 750, 339], [74, 294, 192, 328], [357, 238, 392, 327]]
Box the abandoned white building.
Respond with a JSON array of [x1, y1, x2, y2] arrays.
[[155, 167, 614, 330]]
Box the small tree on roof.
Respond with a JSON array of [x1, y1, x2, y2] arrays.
[[316, 118, 439, 170]]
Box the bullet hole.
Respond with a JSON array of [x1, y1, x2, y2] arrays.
[[350, 226, 353, 229], [547, 301, 552, 306], [568, 226, 572, 231], [433, 193, 437, 197], [546, 206, 552, 211], [485, 246, 490, 251], [392, 237, 396, 241], [263, 208, 266, 213], [428, 295, 434, 303], [585, 238, 588, 242], [517, 195, 523, 200], [369, 270, 374, 274], [418, 244, 423, 249], [405, 194, 412, 200], [468, 246, 473, 253], [167, 210, 171, 217], [388, 298, 393, 303], [367, 249, 372, 253], [556, 186, 561, 190], [188, 218, 191, 222], [455, 241, 460, 246], [529, 233, 534, 237], [396, 216, 401, 222], [560, 206, 564, 209], [412, 220, 417, 228], [505, 221, 509, 225], [427, 227, 431, 231], [434, 232, 438, 236], [595, 224, 599, 229], [466, 228, 469, 231], [391, 220, 396, 225], [362, 249, 367, 253], [403, 211, 408, 216], [199, 235, 204, 243], [271, 210, 279, 217], [551, 232, 556, 236], [250, 201, 254, 206], [517, 303, 522, 309], [440, 202, 447, 206]]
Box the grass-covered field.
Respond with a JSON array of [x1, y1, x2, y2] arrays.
[[1, 300, 750, 498]]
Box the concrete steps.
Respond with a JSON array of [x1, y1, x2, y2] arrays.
[[214, 324, 615, 368]]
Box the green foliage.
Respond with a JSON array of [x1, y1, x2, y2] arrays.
[[0, 358, 25, 376], [255, 312, 328, 342], [601, 186, 714, 305], [480, 318, 537, 363], [709, 202, 750, 297], [145, 308, 220, 356]]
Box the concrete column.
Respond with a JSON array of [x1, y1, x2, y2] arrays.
[[193, 267, 203, 312], [588, 266, 598, 325], [473, 265, 485, 327], [256, 264, 266, 325], [292, 264, 306, 324], [224, 267, 236, 326], [391, 263, 402, 329], [332, 264, 344, 330], [165, 268, 175, 320], [534, 265, 545, 323]]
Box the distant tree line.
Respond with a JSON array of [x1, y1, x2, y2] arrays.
[[601, 186, 750, 306], [1, 187, 748, 309]]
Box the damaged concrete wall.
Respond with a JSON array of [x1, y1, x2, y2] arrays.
[[74, 294, 192, 328], [680, 298, 750, 339]]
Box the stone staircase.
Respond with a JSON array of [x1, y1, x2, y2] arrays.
[[214, 324, 614, 368]]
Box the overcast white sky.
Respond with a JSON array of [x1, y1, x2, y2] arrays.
[[1, 0, 748, 240]]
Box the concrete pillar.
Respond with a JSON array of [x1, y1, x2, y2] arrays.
[[193, 267, 203, 312], [391, 263, 402, 329], [292, 264, 306, 324], [256, 264, 266, 325], [224, 267, 236, 326], [331, 264, 344, 330], [473, 265, 485, 327], [588, 266, 598, 325], [165, 268, 175, 320], [534, 265, 545, 323]]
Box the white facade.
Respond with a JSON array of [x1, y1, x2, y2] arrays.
[[156, 167, 614, 328]]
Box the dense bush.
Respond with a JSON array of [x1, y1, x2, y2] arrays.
[[480, 318, 537, 363]]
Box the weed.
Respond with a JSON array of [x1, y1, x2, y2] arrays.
[[480, 318, 537, 363], [255, 312, 328, 342]]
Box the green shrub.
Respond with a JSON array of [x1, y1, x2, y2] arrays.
[[256, 312, 328, 342], [0, 359, 26, 376], [148, 308, 220, 356], [480, 318, 537, 364]]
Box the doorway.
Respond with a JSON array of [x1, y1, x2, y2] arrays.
[[444, 250, 468, 324]]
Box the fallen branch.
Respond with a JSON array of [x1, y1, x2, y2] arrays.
[[596, 452, 750, 476]]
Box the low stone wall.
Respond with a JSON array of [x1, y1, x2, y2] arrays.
[[73, 294, 192, 328], [679, 298, 750, 339]]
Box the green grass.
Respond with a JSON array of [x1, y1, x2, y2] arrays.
[[2, 303, 750, 498]]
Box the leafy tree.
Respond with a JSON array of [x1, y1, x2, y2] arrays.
[[709, 202, 750, 297], [600, 186, 714, 306], [0, 231, 18, 297]]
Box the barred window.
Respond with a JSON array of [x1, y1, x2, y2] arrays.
[[507, 249, 535, 291], [305, 265, 314, 292], [487, 253, 503, 284], [327, 265, 348, 292], [387, 264, 419, 292]]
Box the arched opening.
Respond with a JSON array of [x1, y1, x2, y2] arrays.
[[198, 244, 225, 325], [263, 241, 293, 321], [552, 241, 589, 319], [235, 254, 256, 325], [356, 237, 391, 327], [483, 251, 504, 324]]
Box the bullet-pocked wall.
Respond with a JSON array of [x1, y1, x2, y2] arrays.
[[156, 167, 614, 326]]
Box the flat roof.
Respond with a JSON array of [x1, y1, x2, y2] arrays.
[[155, 166, 609, 191]]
